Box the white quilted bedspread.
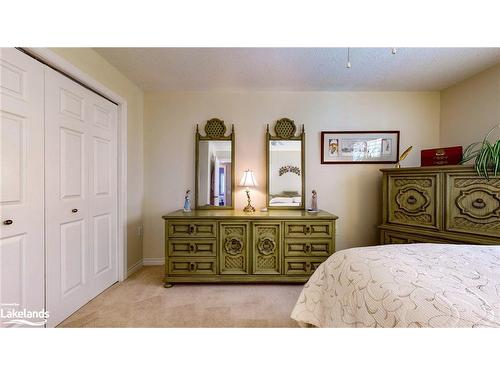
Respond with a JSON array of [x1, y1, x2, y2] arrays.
[[291, 244, 500, 328]]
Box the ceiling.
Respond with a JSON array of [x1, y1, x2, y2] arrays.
[[94, 48, 500, 92]]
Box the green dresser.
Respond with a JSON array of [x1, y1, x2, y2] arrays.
[[379, 166, 500, 245], [162, 210, 338, 287]]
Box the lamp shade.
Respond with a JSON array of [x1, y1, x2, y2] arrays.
[[239, 169, 258, 187]]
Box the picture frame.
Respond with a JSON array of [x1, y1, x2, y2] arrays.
[[321, 131, 400, 164]]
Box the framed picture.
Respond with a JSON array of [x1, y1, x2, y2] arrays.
[[321, 131, 400, 164]]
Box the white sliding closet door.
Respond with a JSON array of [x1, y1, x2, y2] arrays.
[[45, 67, 118, 327], [0, 48, 45, 327]]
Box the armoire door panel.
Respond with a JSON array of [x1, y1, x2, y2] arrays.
[[0, 48, 44, 328]]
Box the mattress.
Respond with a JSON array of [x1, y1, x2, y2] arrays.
[[291, 243, 500, 328]]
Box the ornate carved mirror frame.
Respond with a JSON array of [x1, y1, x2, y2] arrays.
[[266, 118, 306, 210], [195, 118, 235, 210]]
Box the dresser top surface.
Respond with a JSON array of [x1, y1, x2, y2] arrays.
[[162, 209, 338, 220], [380, 165, 478, 173]]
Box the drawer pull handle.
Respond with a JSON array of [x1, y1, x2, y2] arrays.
[[72, 208, 78, 213], [406, 195, 417, 204], [305, 244, 311, 253], [190, 262, 196, 271], [189, 225, 195, 234], [472, 198, 486, 209], [189, 244, 195, 252], [3, 219, 13, 225], [305, 226, 311, 234], [306, 262, 311, 271]]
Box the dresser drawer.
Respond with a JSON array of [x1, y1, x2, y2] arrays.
[[167, 220, 217, 238], [387, 173, 440, 230], [445, 174, 500, 238], [284, 221, 333, 238], [380, 229, 456, 245], [284, 258, 325, 276], [284, 239, 333, 257], [168, 257, 217, 275], [168, 239, 217, 257]]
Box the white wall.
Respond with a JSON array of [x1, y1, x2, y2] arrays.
[[51, 48, 144, 270], [143, 91, 440, 261], [441, 63, 500, 148]]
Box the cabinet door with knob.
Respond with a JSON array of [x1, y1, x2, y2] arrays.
[[219, 222, 249, 274], [386, 173, 440, 230], [446, 173, 500, 238], [253, 222, 281, 275]]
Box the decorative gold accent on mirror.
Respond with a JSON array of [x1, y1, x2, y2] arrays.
[[266, 118, 305, 210], [395, 146, 413, 168], [195, 118, 235, 209]]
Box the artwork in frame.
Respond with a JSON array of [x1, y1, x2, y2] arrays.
[[321, 131, 400, 164]]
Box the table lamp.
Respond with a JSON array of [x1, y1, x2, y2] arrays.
[[239, 169, 257, 212]]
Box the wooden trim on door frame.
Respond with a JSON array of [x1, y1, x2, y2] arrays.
[[22, 48, 129, 282]]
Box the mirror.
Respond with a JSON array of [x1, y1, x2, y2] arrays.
[[195, 119, 235, 209], [266, 118, 305, 209]]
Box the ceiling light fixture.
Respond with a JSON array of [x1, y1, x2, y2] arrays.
[[392, 48, 397, 55], [346, 48, 351, 69]]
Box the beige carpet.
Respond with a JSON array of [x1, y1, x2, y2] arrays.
[[58, 266, 303, 327]]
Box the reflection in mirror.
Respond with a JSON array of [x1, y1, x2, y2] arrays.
[[197, 140, 232, 207], [268, 140, 302, 207]]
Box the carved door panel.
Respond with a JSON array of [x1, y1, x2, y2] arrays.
[[446, 174, 500, 238], [253, 222, 281, 275], [219, 222, 249, 274], [388, 174, 440, 230]]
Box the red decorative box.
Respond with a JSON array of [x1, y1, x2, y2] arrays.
[[421, 146, 463, 166]]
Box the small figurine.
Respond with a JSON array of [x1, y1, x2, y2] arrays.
[[310, 190, 318, 212], [183, 189, 191, 212]]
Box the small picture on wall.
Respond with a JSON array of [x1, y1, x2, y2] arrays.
[[328, 138, 339, 156], [321, 131, 400, 164]]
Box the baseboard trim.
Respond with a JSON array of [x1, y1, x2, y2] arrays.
[[143, 257, 165, 266], [127, 259, 143, 276]]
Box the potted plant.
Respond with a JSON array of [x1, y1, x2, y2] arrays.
[[460, 125, 500, 179]]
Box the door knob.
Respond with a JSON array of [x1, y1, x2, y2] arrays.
[[72, 209, 78, 213], [3, 219, 13, 225]]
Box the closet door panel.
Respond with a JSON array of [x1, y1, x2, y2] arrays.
[[45, 68, 91, 327], [88, 95, 117, 292], [45, 67, 118, 327], [0, 48, 44, 327]]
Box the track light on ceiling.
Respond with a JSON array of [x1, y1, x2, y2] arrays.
[[392, 48, 398, 54]]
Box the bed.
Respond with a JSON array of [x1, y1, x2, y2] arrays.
[[291, 243, 500, 328]]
